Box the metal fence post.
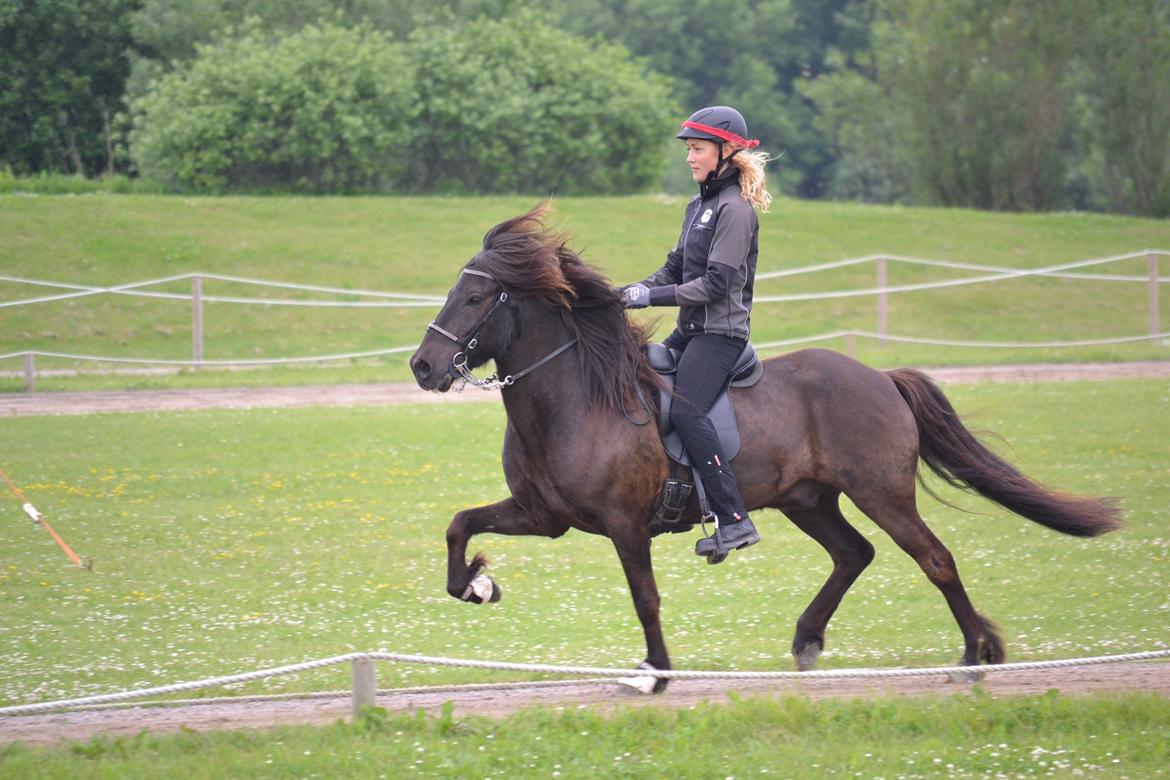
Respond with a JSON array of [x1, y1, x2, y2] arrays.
[[192, 275, 204, 366], [1150, 253, 1160, 338], [23, 352, 35, 393], [876, 256, 888, 343], [351, 657, 377, 717]]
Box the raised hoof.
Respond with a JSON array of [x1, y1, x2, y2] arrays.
[[461, 573, 501, 604], [793, 641, 823, 671]]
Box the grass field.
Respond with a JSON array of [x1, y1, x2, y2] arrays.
[[3, 692, 1169, 778], [1, 379, 1167, 707], [2, 194, 1168, 392]]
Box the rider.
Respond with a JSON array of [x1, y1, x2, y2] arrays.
[[622, 105, 771, 562]]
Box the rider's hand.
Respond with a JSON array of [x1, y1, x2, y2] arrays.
[[622, 284, 650, 309]]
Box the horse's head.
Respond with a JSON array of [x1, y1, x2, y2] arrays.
[[412, 204, 655, 404], [409, 266, 515, 392]]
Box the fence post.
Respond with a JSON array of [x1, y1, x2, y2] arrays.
[[1150, 253, 1161, 338], [191, 275, 204, 366], [23, 352, 35, 393], [845, 332, 856, 359], [351, 657, 377, 717], [876, 256, 888, 343]]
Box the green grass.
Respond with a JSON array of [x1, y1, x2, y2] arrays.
[[0, 380, 1167, 708], [2, 194, 1168, 392], [3, 692, 1169, 778]]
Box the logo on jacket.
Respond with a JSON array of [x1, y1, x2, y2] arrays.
[[700, 208, 713, 224]]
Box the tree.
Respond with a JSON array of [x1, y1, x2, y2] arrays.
[[876, 0, 1077, 211], [1071, 0, 1170, 217], [128, 22, 417, 192], [403, 14, 677, 194], [0, 0, 138, 176]]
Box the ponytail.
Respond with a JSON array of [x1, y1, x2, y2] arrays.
[[729, 148, 773, 212]]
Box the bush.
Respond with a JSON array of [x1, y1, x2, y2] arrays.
[[404, 14, 678, 195], [128, 22, 417, 193]]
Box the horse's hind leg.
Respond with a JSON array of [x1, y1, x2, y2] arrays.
[[781, 489, 875, 670], [850, 490, 1005, 667], [445, 497, 568, 604]]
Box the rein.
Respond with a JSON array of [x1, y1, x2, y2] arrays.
[[426, 268, 578, 391]]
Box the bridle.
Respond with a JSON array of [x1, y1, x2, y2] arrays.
[[425, 268, 578, 391]]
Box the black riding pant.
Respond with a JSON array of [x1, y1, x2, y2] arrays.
[[666, 332, 750, 523]]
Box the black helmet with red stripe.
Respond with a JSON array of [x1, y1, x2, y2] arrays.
[[677, 106, 760, 149]]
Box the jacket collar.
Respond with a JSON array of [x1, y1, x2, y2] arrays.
[[698, 166, 740, 201]]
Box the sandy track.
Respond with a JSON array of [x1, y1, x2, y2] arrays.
[[2, 662, 1168, 746], [3, 361, 1169, 417]]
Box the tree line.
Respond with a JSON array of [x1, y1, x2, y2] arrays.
[[1, 0, 1167, 215]]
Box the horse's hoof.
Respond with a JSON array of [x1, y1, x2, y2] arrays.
[[948, 666, 986, 684], [616, 662, 662, 695], [794, 641, 822, 671], [462, 573, 501, 604]]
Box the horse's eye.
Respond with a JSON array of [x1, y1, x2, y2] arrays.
[[467, 295, 483, 306]]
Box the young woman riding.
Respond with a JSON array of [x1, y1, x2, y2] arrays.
[[622, 105, 771, 563]]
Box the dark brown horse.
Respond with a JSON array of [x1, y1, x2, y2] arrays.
[[409, 205, 1122, 691]]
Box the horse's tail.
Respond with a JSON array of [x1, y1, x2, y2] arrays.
[[886, 368, 1122, 537]]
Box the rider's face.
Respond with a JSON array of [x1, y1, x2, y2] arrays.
[[685, 139, 720, 182]]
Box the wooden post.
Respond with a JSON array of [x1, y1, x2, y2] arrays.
[[876, 257, 888, 343], [191, 275, 204, 366], [23, 353, 35, 393], [845, 332, 856, 359], [1150, 253, 1161, 337], [351, 657, 377, 717]]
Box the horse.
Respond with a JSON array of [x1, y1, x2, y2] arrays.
[[408, 204, 1122, 691]]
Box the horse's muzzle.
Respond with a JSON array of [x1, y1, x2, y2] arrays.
[[410, 351, 455, 392]]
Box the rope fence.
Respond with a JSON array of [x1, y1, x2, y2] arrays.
[[1, 648, 1167, 718], [2, 250, 1166, 390]]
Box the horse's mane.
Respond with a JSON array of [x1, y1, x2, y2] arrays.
[[468, 203, 660, 412]]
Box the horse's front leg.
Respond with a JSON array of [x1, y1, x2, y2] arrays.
[[607, 518, 671, 693], [446, 497, 567, 604]]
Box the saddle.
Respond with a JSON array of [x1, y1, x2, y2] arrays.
[[644, 341, 763, 532]]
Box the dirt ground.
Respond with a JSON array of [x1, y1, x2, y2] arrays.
[[4, 360, 1170, 416], [2, 360, 1167, 746], [2, 663, 1168, 746]]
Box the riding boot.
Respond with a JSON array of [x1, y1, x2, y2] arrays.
[[693, 465, 760, 560]]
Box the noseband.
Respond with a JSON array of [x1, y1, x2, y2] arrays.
[[426, 268, 577, 391]]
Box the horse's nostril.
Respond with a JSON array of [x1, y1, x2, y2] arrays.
[[413, 358, 431, 379]]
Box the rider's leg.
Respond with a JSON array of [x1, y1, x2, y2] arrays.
[[668, 334, 760, 557]]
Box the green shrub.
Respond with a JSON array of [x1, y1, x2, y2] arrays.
[[128, 21, 417, 193], [404, 14, 677, 195]]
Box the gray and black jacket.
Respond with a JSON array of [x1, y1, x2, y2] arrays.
[[638, 169, 758, 341]]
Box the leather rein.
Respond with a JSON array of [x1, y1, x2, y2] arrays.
[[425, 268, 578, 391]]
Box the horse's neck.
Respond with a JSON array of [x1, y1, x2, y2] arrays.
[[497, 313, 587, 437]]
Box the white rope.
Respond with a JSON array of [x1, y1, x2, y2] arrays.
[[755, 249, 1169, 281], [0, 346, 416, 367], [1, 648, 1166, 717], [2, 327, 1166, 372], [2, 250, 1164, 310], [0, 273, 444, 309], [753, 330, 1170, 351], [754, 251, 1169, 303]]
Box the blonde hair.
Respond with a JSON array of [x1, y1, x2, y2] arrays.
[[728, 148, 772, 212]]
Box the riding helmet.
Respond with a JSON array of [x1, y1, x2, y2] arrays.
[[677, 106, 760, 149]]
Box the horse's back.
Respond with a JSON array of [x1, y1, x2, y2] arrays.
[[737, 348, 919, 485]]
